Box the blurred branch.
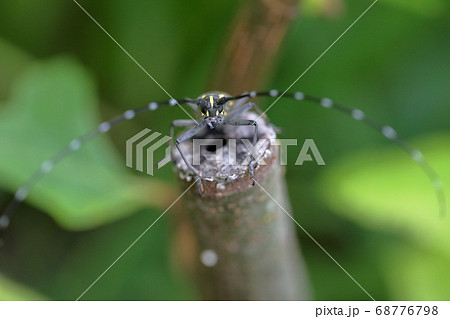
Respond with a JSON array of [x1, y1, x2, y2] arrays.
[[207, 0, 301, 93], [172, 0, 307, 300]]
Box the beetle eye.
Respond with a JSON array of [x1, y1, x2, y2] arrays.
[[198, 99, 207, 107], [217, 97, 227, 105]]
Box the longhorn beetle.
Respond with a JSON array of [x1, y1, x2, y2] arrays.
[[0, 89, 446, 232]]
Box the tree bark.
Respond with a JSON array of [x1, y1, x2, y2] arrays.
[[172, 112, 309, 300], [172, 0, 308, 300]]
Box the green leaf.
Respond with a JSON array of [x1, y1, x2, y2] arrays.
[[48, 210, 197, 300], [317, 133, 450, 256], [0, 57, 174, 230], [385, 0, 447, 18], [381, 244, 450, 300], [0, 274, 46, 300]]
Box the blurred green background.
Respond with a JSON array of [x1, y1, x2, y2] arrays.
[[0, 0, 449, 300]]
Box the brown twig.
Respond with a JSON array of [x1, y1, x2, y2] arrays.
[[172, 111, 309, 300], [172, 0, 308, 300], [207, 0, 301, 93]]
